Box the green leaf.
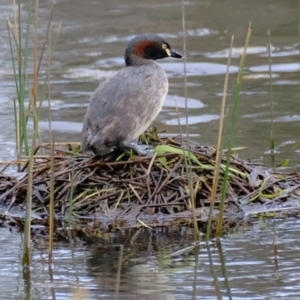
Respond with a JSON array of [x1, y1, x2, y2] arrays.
[[157, 156, 168, 168], [276, 159, 290, 168], [154, 145, 214, 170]]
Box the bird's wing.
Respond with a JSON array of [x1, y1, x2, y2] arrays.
[[85, 64, 168, 145]]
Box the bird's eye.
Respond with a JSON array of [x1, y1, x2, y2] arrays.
[[162, 43, 171, 56]]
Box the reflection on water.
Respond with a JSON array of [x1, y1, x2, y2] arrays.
[[1, 219, 300, 299], [0, 0, 300, 298]]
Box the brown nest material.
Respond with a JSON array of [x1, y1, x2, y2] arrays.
[[0, 135, 300, 239]]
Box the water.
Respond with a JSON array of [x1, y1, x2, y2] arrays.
[[0, 0, 300, 298], [1, 220, 300, 299], [1, 0, 299, 168]]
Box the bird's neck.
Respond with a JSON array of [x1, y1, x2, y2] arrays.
[[125, 54, 155, 67]]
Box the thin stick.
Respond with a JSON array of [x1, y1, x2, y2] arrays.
[[216, 23, 252, 237], [206, 36, 234, 238], [182, 0, 200, 242], [267, 31, 275, 167], [48, 21, 55, 262]]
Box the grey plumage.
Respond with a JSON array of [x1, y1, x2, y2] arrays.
[[81, 62, 168, 155], [81, 33, 182, 156]]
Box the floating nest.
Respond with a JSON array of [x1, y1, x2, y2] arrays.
[[0, 133, 300, 241]]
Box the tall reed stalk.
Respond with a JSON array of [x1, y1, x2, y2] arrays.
[[215, 23, 252, 237], [298, 0, 300, 64], [181, 0, 200, 241], [206, 36, 234, 239], [23, 0, 40, 267], [7, 0, 37, 267], [7, 0, 32, 159], [8, 0, 57, 266], [206, 24, 252, 238], [46, 15, 62, 261], [267, 31, 275, 167]]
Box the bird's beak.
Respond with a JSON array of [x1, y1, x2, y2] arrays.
[[168, 49, 182, 58]]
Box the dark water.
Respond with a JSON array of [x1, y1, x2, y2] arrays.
[[0, 0, 300, 299], [1, 0, 299, 168], [1, 220, 300, 299]]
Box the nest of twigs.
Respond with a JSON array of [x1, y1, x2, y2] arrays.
[[0, 134, 300, 240]]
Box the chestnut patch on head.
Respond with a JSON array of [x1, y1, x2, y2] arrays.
[[133, 41, 167, 60], [133, 41, 158, 58]]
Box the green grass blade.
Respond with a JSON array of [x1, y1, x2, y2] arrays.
[[155, 145, 214, 170]]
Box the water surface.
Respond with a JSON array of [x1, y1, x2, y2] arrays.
[[1, 219, 300, 299], [1, 0, 299, 169]]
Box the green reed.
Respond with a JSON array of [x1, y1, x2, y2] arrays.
[[206, 35, 234, 239], [7, 0, 58, 266], [217, 23, 252, 237], [7, 0, 36, 267], [218, 23, 251, 237], [206, 23, 252, 238], [7, 0, 32, 158]]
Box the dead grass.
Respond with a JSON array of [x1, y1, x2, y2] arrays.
[[0, 133, 300, 241]]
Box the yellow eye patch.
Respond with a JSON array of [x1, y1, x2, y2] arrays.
[[162, 44, 171, 56]]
